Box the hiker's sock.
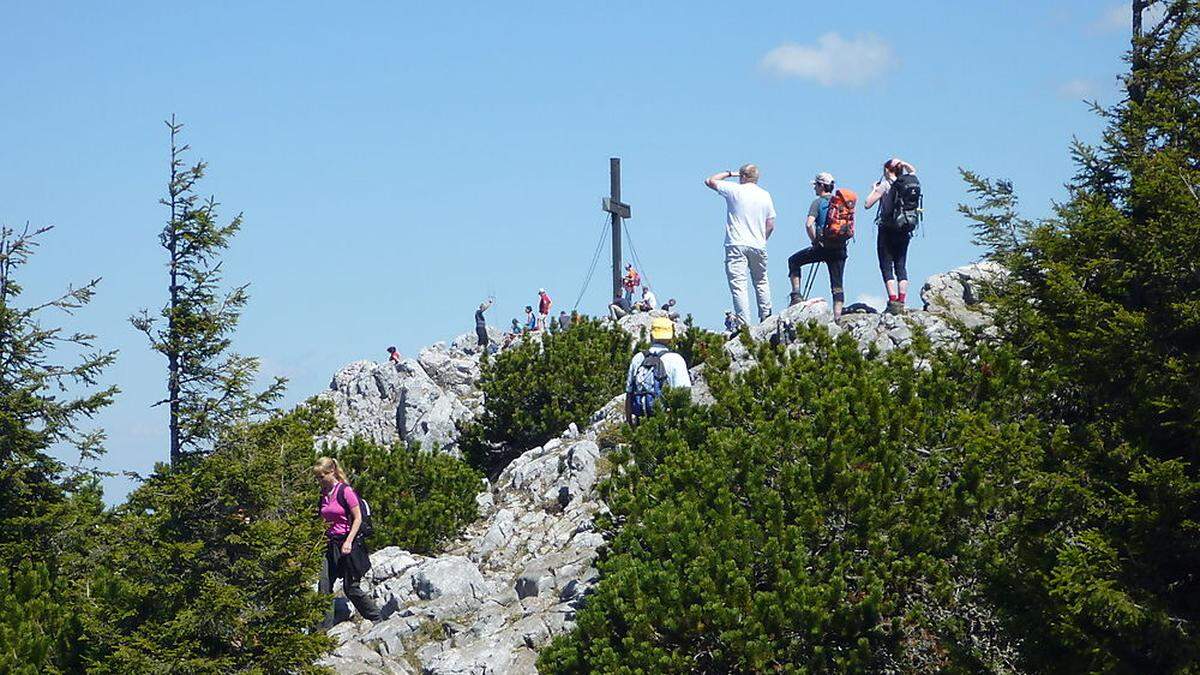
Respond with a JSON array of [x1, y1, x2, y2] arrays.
[[897, 293, 906, 303], [888, 294, 899, 302]]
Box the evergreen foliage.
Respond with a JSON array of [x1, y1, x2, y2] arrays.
[[79, 403, 335, 673], [960, 2, 1200, 669], [131, 117, 284, 465], [541, 328, 1036, 673], [0, 562, 84, 674], [0, 225, 117, 570], [332, 437, 483, 554], [459, 318, 632, 471]]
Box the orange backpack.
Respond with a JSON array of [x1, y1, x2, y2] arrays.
[[820, 188, 857, 245]]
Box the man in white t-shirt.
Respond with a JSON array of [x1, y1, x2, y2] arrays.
[[705, 164, 776, 325]]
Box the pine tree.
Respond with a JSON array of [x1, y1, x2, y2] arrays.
[[132, 117, 284, 465]]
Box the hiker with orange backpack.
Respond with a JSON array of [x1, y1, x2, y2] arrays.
[[787, 172, 857, 320]]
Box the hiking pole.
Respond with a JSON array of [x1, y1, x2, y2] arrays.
[[801, 263, 817, 300]]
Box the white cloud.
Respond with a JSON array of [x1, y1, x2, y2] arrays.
[[1057, 78, 1097, 99], [761, 33, 894, 87]]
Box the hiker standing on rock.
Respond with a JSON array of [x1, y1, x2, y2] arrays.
[[625, 317, 692, 425], [706, 164, 775, 326], [314, 457, 380, 628], [475, 299, 493, 349], [558, 310, 571, 331], [865, 158, 919, 314], [537, 288, 553, 330], [622, 264, 640, 304], [787, 172, 855, 320]]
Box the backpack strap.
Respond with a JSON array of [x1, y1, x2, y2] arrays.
[[335, 483, 351, 519]]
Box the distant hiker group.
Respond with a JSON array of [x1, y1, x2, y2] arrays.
[[707, 158, 921, 321]]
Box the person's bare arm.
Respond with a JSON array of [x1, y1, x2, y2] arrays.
[[765, 216, 775, 240], [705, 170, 737, 190], [895, 159, 916, 174], [806, 215, 817, 243], [865, 181, 886, 209]]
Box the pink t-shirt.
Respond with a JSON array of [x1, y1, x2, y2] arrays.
[[319, 483, 360, 537]]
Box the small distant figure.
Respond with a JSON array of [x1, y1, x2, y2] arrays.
[[609, 293, 632, 320], [510, 318, 521, 334], [622, 264, 641, 303], [865, 158, 920, 314], [386, 346, 401, 365], [475, 299, 493, 349], [537, 288, 553, 330], [558, 310, 571, 331], [787, 172, 854, 320], [524, 305, 538, 333], [625, 317, 692, 425], [661, 298, 679, 320], [706, 164, 775, 326], [637, 286, 658, 312], [724, 310, 742, 338]]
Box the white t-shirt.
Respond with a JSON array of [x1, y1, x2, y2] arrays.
[[625, 344, 692, 391], [714, 181, 776, 250], [641, 290, 658, 308]]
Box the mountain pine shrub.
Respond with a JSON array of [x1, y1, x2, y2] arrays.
[[459, 318, 632, 471], [541, 326, 1039, 673], [332, 437, 483, 554]]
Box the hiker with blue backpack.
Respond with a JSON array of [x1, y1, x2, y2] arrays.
[[625, 316, 692, 425], [865, 158, 920, 314], [313, 456, 380, 627], [787, 172, 858, 320]]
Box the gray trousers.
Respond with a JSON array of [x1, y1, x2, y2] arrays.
[[725, 245, 772, 324], [320, 539, 380, 627]]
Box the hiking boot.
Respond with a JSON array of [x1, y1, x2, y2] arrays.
[[789, 291, 803, 307], [885, 300, 906, 315]]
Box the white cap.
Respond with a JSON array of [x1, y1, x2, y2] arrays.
[[538, 288, 545, 293], [812, 172, 835, 186]]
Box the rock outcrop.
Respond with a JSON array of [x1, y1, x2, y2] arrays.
[[317, 263, 1002, 674]]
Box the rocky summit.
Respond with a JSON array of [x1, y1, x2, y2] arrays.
[[316, 264, 1000, 674]]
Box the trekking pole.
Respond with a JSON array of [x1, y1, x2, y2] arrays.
[[801, 263, 817, 301]]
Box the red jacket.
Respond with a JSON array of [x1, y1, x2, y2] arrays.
[[538, 292, 552, 314]]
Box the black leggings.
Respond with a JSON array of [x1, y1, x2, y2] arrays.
[[877, 228, 911, 282], [788, 245, 847, 303]]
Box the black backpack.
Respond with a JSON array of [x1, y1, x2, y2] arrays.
[[883, 174, 922, 234], [319, 483, 375, 540]]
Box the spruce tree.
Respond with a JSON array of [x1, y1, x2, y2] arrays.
[[132, 117, 284, 465], [0, 224, 115, 568], [960, 1, 1200, 668], [0, 224, 114, 672]]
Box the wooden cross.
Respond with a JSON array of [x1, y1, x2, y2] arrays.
[[601, 157, 632, 301]]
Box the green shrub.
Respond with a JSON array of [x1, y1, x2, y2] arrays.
[[459, 318, 632, 471], [540, 326, 1036, 673], [332, 438, 482, 554], [78, 402, 335, 673], [0, 563, 84, 674]]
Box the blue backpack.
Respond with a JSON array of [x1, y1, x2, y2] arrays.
[[629, 351, 669, 418]]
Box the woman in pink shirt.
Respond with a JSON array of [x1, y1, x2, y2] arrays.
[[314, 457, 380, 626]]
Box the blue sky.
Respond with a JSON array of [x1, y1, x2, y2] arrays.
[[1, 1, 1138, 501]]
